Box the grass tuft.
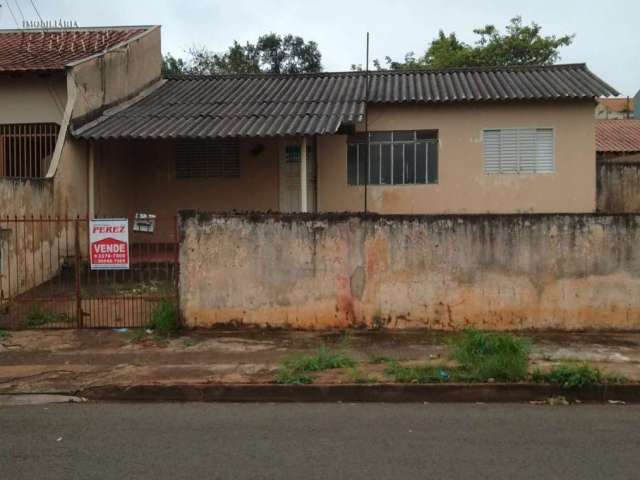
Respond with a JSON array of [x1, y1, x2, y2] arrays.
[[0, 329, 10, 341], [532, 362, 616, 389], [23, 306, 74, 328], [384, 360, 450, 384], [149, 300, 179, 338], [276, 345, 356, 384], [451, 329, 530, 382]]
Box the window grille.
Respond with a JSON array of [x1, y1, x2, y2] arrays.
[[0, 123, 59, 178], [347, 130, 438, 185]]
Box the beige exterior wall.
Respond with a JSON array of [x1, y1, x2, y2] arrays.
[[318, 101, 597, 214], [180, 214, 640, 331], [70, 27, 162, 122], [94, 138, 280, 220], [0, 75, 66, 125]]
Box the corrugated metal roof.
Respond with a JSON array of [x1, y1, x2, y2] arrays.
[[597, 119, 640, 153], [0, 26, 152, 73], [74, 63, 619, 140]]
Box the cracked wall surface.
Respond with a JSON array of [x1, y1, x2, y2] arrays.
[[179, 213, 640, 330]]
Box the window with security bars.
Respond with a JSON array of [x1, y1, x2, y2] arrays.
[[483, 128, 554, 174], [347, 130, 438, 186], [175, 139, 240, 178], [0, 123, 59, 178]]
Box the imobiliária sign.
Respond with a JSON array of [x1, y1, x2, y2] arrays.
[[90, 219, 130, 270]]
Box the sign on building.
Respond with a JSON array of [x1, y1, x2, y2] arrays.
[[90, 219, 130, 270]]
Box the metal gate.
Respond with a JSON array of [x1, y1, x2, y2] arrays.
[[0, 215, 178, 329]]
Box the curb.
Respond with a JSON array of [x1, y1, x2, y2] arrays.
[[75, 383, 640, 403]]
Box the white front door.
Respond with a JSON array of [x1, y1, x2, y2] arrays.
[[279, 141, 316, 213]]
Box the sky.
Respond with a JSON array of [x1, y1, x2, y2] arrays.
[[0, 0, 638, 95]]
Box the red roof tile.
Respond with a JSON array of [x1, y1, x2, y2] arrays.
[[596, 120, 640, 153], [0, 27, 151, 73]]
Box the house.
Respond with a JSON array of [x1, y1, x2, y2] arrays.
[[596, 119, 640, 160], [0, 25, 161, 218], [595, 97, 634, 119], [72, 63, 616, 219], [1, 26, 619, 222]]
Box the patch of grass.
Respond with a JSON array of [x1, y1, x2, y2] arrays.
[[451, 329, 530, 382], [23, 306, 74, 328], [533, 362, 608, 389], [384, 360, 450, 384], [368, 354, 394, 364], [0, 329, 10, 341], [149, 300, 179, 338], [182, 338, 195, 348], [275, 369, 313, 385], [125, 329, 147, 343], [276, 345, 356, 385]]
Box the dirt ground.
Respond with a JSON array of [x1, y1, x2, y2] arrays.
[[1, 329, 639, 393]]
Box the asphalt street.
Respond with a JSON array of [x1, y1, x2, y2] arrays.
[[1, 402, 639, 479]]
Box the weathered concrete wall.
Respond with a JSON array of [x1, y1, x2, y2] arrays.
[[180, 213, 640, 331], [597, 161, 640, 213], [0, 178, 54, 217]]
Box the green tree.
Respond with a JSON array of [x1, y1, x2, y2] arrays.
[[162, 33, 322, 75], [161, 53, 187, 75], [379, 16, 574, 70]]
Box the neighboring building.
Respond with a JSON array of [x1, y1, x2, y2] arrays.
[[595, 97, 634, 119], [0, 25, 161, 217], [596, 119, 640, 160]]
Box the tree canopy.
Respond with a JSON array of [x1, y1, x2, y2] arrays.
[[162, 33, 322, 75], [372, 17, 574, 71]]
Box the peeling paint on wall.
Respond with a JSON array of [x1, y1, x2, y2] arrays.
[[179, 212, 640, 331]]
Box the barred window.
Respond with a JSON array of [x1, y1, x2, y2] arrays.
[[347, 130, 438, 186], [483, 128, 554, 174], [175, 139, 240, 178], [0, 123, 59, 178]]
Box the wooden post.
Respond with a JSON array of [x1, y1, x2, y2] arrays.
[[300, 137, 308, 213]]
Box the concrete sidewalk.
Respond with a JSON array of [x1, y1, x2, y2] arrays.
[[1, 329, 640, 395]]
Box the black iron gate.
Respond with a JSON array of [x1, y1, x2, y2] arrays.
[[0, 215, 179, 329]]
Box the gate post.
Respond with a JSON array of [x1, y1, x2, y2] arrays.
[[74, 218, 83, 328]]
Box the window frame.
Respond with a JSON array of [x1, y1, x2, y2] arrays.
[[482, 127, 556, 175], [347, 130, 439, 187], [175, 139, 241, 179]]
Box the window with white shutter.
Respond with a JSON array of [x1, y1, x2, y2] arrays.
[[483, 128, 554, 174]]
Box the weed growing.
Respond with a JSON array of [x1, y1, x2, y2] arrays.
[[451, 329, 530, 382], [347, 367, 377, 384], [276, 345, 356, 384], [368, 354, 394, 364], [23, 306, 74, 328], [384, 360, 450, 383], [0, 329, 10, 341], [125, 329, 147, 343], [532, 362, 627, 389], [149, 300, 179, 338]]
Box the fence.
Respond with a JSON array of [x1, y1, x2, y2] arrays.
[[0, 215, 178, 329]]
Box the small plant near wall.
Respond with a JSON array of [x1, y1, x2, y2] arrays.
[[23, 306, 74, 328], [149, 299, 179, 338], [451, 329, 531, 382]]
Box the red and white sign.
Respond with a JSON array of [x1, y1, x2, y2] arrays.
[[90, 219, 129, 270]]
